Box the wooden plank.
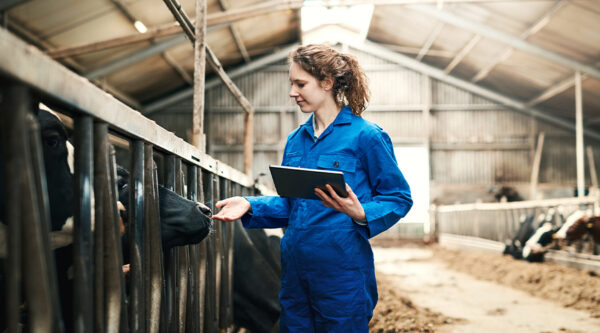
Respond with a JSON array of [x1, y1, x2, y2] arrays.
[[529, 132, 545, 200], [193, 0, 207, 152]]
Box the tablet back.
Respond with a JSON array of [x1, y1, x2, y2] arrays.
[[269, 165, 347, 200]]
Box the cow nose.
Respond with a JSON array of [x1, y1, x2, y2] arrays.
[[197, 203, 212, 217]]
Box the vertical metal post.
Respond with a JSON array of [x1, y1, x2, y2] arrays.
[[186, 165, 199, 332], [93, 124, 108, 333], [219, 177, 232, 330], [193, 0, 207, 151], [73, 114, 94, 333], [174, 158, 189, 333], [130, 140, 145, 332], [96, 125, 127, 333], [213, 174, 222, 331], [144, 144, 163, 333], [28, 106, 64, 333], [10, 88, 57, 332], [0, 83, 24, 333], [575, 71, 585, 197], [164, 155, 176, 332], [110, 146, 129, 333], [197, 168, 208, 333], [203, 172, 217, 333]]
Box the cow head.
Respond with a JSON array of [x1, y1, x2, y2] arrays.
[[37, 109, 75, 231], [116, 166, 212, 249], [566, 216, 600, 244]]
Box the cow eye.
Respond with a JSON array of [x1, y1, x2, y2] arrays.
[[45, 136, 59, 148]]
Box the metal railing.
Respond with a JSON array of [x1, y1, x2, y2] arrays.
[[434, 196, 599, 243], [0, 27, 262, 332]]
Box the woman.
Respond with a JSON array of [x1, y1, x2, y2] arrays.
[[212, 44, 412, 332]]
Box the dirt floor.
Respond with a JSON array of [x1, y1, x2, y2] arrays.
[[368, 240, 600, 333]]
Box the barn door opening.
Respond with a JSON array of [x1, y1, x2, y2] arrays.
[[392, 146, 430, 237]]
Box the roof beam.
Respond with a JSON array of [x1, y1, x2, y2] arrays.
[[410, 4, 600, 81], [444, 34, 481, 74], [350, 40, 600, 141], [46, 0, 302, 59], [162, 51, 193, 84], [6, 15, 140, 108], [85, 34, 188, 79], [525, 74, 588, 107], [416, 22, 444, 61], [143, 43, 298, 115], [471, 0, 568, 82], [217, 0, 251, 62], [589, 116, 600, 125]]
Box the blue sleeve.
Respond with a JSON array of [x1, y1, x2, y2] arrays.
[[360, 130, 413, 238], [241, 196, 290, 229]]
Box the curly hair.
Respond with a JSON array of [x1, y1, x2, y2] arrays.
[[289, 44, 370, 116]]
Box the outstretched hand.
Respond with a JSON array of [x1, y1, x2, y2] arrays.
[[212, 196, 251, 222], [314, 183, 366, 222]]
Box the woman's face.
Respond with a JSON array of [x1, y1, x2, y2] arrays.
[[289, 62, 333, 114]]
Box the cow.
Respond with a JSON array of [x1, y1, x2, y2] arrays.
[[233, 224, 281, 333], [521, 208, 562, 262], [555, 212, 600, 255], [493, 186, 523, 202], [503, 213, 536, 259]]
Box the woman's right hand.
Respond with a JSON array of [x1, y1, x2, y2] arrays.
[[212, 196, 251, 222]]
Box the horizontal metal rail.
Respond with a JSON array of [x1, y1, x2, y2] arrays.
[[436, 196, 599, 213], [439, 233, 600, 274]]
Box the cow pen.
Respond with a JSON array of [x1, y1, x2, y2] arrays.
[[0, 26, 266, 332], [433, 195, 600, 273]]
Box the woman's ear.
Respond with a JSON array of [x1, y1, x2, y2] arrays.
[[321, 77, 334, 91]]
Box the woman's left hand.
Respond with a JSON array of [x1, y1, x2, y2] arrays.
[[315, 183, 366, 222]]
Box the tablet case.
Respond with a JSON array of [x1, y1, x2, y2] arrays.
[[269, 165, 348, 200]]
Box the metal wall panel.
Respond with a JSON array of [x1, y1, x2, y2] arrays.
[[368, 70, 423, 105], [431, 110, 532, 142], [431, 150, 531, 184], [150, 50, 600, 194], [363, 111, 424, 139], [432, 79, 493, 105]]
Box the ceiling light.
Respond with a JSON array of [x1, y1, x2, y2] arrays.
[[134, 20, 148, 33]]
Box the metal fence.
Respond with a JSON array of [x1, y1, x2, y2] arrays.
[[0, 27, 262, 332], [434, 196, 599, 243]]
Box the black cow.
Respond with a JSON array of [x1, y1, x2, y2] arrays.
[[115, 165, 212, 249], [233, 223, 281, 333], [503, 213, 536, 259]]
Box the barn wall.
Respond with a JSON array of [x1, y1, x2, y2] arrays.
[[149, 48, 600, 205]]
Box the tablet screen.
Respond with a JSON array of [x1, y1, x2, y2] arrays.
[[269, 165, 348, 200]]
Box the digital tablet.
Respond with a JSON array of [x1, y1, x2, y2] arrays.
[[269, 165, 348, 200]]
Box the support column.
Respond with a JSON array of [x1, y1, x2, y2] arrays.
[[193, 0, 207, 152], [575, 71, 584, 197]]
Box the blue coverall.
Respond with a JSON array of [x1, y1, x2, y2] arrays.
[[242, 106, 413, 332]]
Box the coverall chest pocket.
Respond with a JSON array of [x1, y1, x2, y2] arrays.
[[316, 154, 356, 184], [283, 153, 302, 167]]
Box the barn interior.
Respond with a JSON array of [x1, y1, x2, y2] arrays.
[[1, 0, 600, 332]]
